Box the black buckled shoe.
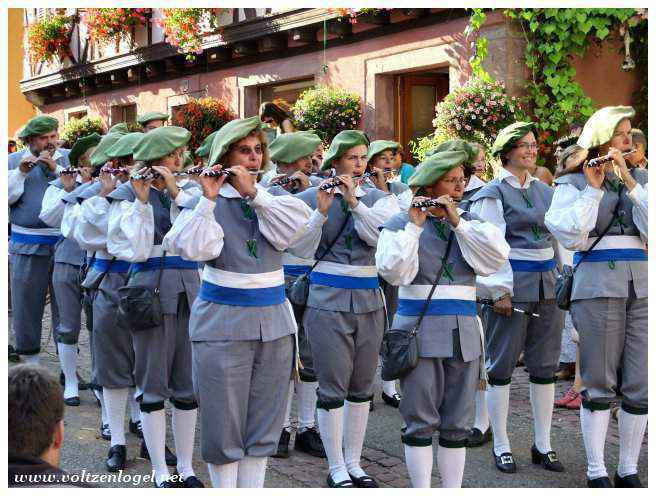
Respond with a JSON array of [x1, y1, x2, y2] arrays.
[[129, 419, 143, 438], [614, 472, 642, 488], [294, 426, 326, 458], [587, 476, 612, 488], [467, 427, 492, 447], [272, 428, 291, 459], [154, 479, 179, 488], [327, 474, 355, 488], [106, 444, 127, 472], [64, 396, 80, 407], [493, 451, 517, 473], [531, 445, 564, 472], [140, 439, 178, 466], [349, 473, 379, 488], [100, 423, 111, 441], [381, 392, 402, 408], [180, 475, 205, 488]]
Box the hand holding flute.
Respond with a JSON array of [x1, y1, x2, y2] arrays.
[[409, 195, 460, 227]]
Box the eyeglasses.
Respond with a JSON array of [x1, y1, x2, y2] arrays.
[[515, 143, 539, 151], [441, 178, 467, 185]]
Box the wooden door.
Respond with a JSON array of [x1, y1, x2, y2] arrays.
[[396, 74, 449, 164]]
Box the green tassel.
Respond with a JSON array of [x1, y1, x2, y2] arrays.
[[344, 233, 353, 251], [608, 260, 616, 270], [521, 191, 534, 208], [246, 239, 258, 258], [606, 179, 620, 193], [159, 192, 171, 211], [531, 225, 543, 241], [241, 200, 255, 220], [340, 198, 350, 215], [443, 262, 455, 282], [432, 220, 448, 241]]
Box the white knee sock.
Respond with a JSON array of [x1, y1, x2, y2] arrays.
[[237, 456, 268, 488], [530, 382, 555, 453], [141, 409, 169, 485], [317, 407, 349, 483], [580, 406, 610, 479], [342, 400, 370, 478], [207, 461, 238, 488], [172, 407, 197, 479], [95, 388, 109, 425], [437, 446, 466, 488], [104, 388, 128, 446], [57, 343, 79, 399], [404, 444, 433, 488], [128, 388, 141, 423], [22, 354, 40, 365], [382, 380, 398, 397], [617, 409, 648, 477], [487, 384, 511, 455], [282, 380, 294, 430], [297, 381, 318, 431], [473, 389, 489, 432]]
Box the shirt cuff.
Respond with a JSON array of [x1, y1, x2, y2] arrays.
[[249, 188, 275, 209], [453, 218, 470, 234], [628, 183, 645, 202], [195, 196, 217, 217], [308, 209, 328, 229], [582, 185, 605, 202], [405, 222, 424, 238]]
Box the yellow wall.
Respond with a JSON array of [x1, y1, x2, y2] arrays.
[[8, 8, 36, 138]]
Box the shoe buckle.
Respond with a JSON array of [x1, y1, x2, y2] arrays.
[[501, 455, 513, 464], [547, 452, 559, 463]]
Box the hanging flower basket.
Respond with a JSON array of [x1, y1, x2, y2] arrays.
[[171, 97, 236, 155], [330, 8, 393, 24], [27, 13, 73, 65], [83, 8, 150, 48], [156, 9, 225, 61]]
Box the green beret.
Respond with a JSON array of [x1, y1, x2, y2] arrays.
[[108, 123, 129, 134], [426, 139, 479, 164], [490, 122, 536, 158], [367, 140, 400, 163], [17, 115, 59, 140], [195, 131, 218, 158], [270, 132, 322, 164], [408, 150, 468, 187], [322, 130, 369, 171], [69, 133, 102, 167], [90, 130, 128, 168], [577, 106, 635, 150], [105, 132, 144, 159], [208, 116, 261, 167], [133, 126, 191, 162], [137, 111, 169, 125]]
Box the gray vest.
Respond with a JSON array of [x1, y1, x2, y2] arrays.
[[554, 169, 648, 300], [470, 177, 556, 302], [50, 178, 85, 266], [181, 192, 296, 342], [295, 186, 389, 313], [459, 184, 484, 212], [383, 212, 481, 362], [108, 182, 199, 314], [9, 149, 70, 256]]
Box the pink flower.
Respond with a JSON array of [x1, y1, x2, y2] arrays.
[[465, 124, 472, 131]]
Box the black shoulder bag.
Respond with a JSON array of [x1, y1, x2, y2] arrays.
[[381, 229, 455, 381], [287, 212, 352, 308], [555, 184, 623, 310], [117, 254, 165, 331]]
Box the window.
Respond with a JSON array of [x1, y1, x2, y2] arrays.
[[110, 104, 137, 126], [258, 78, 314, 111]]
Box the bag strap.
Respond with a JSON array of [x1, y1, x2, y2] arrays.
[[305, 211, 352, 276], [411, 227, 456, 335], [573, 184, 624, 272], [154, 251, 166, 295]]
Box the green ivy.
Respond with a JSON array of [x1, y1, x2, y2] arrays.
[[465, 9, 646, 163]]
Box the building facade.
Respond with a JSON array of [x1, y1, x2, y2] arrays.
[[18, 8, 640, 159], [8, 8, 36, 139]]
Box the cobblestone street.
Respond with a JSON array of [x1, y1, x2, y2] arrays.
[[9, 307, 648, 488]]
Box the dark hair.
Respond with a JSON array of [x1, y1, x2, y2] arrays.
[[570, 121, 584, 132], [631, 129, 647, 152], [259, 102, 291, 126], [9, 365, 64, 458]]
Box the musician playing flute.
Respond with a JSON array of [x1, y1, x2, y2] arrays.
[[267, 131, 327, 460], [376, 150, 508, 487], [39, 133, 99, 405], [106, 126, 202, 488], [468, 122, 565, 474], [545, 107, 648, 488], [163, 116, 313, 488], [290, 130, 400, 488], [8, 116, 71, 365]]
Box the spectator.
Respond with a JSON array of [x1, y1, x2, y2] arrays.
[[259, 101, 296, 135], [627, 129, 647, 169], [392, 146, 415, 184], [9, 364, 89, 487]]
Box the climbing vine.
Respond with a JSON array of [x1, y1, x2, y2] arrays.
[[465, 8, 646, 162]]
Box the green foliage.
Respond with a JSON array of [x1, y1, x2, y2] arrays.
[[464, 9, 493, 83], [291, 85, 362, 145], [60, 116, 105, 149], [630, 19, 647, 136]]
